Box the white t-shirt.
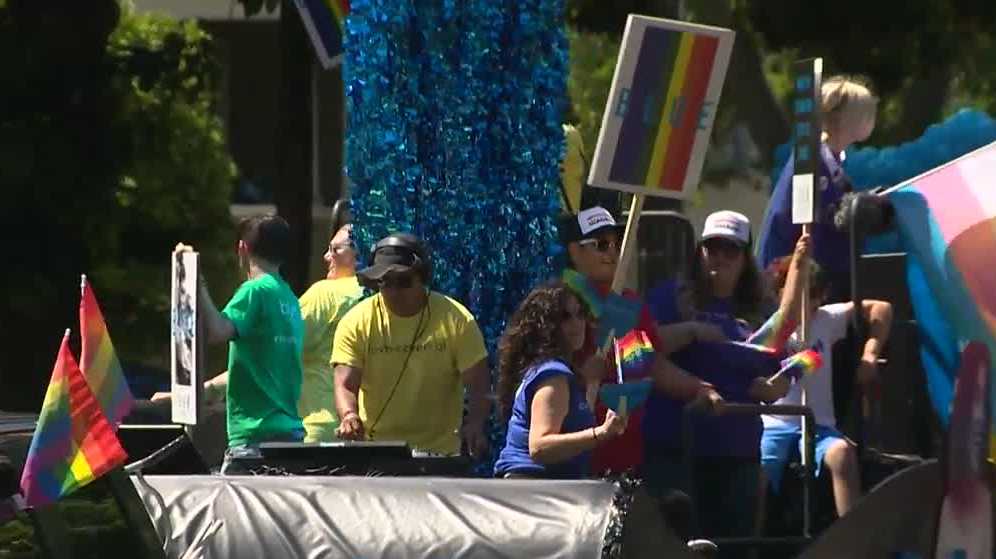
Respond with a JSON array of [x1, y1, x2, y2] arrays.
[[762, 302, 853, 429]]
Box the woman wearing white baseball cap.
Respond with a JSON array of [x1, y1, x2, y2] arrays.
[[642, 210, 782, 545]]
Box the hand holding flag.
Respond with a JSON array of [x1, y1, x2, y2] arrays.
[[770, 349, 823, 383]]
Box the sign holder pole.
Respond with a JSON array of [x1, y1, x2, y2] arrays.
[[791, 56, 823, 538]]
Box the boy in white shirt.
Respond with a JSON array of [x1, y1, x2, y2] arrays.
[[760, 234, 892, 517]]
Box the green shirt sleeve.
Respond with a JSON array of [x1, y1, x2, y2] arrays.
[[222, 282, 259, 339]]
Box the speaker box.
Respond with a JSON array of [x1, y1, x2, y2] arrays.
[[632, 210, 696, 293], [851, 252, 941, 458]]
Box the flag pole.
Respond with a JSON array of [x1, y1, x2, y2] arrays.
[[800, 223, 811, 467], [789, 57, 823, 504]]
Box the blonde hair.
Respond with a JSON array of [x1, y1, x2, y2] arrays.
[[820, 75, 878, 134]]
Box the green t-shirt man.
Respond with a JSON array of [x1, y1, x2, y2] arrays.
[[222, 273, 305, 447]]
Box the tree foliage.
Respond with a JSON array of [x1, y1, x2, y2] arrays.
[[0, 1, 237, 408], [566, 30, 620, 163], [744, 0, 996, 144], [565, 0, 996, 173]]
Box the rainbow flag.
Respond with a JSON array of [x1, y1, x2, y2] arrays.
[[294, 0, 350, 69], [776, 349, 823, 381], [615, 330, 655, 380], [746, 308, 798, 353], [80, 276, 133, 427], [20, 331, 127, 507], [887, 140, 996, 458]]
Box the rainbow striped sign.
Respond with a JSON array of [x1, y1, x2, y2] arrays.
[[588, 16, 734, 199], [294, 0, 350, 69], [588, 15, 734, 198]]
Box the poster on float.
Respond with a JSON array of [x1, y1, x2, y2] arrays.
[[171, 250, 202, 425], [588, 15, 734, 200]]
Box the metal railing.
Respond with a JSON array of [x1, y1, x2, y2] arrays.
[[681, 402, 817, 549]]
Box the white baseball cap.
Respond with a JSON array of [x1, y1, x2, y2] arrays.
[[701, 210, 751, 246], [559, 206, 624, 244]]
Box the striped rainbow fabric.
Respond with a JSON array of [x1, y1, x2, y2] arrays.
[[777, 349, 823, 381], [80, 276, 134, 427], [608, 28, 719, 192], [614, 329, 655, 381], [746, 308, 798, 353], [20, 331, 127, 507], [295, 0, 350, 69], [887, 140, 996, 458]]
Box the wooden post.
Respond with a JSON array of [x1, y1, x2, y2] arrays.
[[612, 194, 646, 294]]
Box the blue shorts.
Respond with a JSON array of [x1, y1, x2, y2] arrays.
[[760, 422, 847, 492]]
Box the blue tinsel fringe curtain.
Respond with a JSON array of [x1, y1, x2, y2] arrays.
[[343, 0, 568, 465]]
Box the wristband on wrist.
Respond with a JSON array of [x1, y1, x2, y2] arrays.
[[591, 426, 599, 442]]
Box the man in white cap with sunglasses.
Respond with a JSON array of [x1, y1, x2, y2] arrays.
[[558, 206, 724, 476]]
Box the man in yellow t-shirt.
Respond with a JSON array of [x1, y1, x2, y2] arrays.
[[298, 223, 365, 442], [332, 233, 491, 457]]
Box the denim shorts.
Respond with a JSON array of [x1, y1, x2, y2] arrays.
[[760, 422, 846, 492]]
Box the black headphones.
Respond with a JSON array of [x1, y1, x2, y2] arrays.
[[370, 233, 433, 285]]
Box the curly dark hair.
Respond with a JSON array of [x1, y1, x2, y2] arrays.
[[766, 254, 829, 296], [497, 282, 584, 419]]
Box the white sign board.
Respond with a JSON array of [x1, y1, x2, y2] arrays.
[[587, 15, 735, 200], [171, 251, 202, 425]]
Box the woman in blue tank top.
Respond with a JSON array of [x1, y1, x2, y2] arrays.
[[494, 282, 626, 479]]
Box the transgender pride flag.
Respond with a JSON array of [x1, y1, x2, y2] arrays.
[[887, 140, 996, 456]]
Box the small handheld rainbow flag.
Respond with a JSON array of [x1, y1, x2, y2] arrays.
[[20, 330, 127, 507], [747, 308, 799, 353], [80, 276, 134, 427], [775, 349, 823, 382], [614, 330, 656, 381]]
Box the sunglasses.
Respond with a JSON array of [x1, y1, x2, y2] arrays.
[[578, 238, 620, 253], [702, 238, 743, 258], [376, 275, 415, 289]]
